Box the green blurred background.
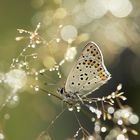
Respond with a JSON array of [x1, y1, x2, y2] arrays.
[[0, 0, 140, 139]]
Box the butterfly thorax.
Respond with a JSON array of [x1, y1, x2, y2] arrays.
[[57, 87, 81, 106]]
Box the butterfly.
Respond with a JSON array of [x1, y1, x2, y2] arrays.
[[58, 42, 111, 106]]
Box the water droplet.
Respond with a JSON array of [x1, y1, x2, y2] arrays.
[[68, 107, 73, 111]]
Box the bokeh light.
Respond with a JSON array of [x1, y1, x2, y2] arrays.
[[108, 0, 133, 18], [0, 133, 5, 140], [84, 0, 108, 19], [101, 127, 107, 133], [7, 95, 20, 108], [117, 134, 126, 140], [54, 8, 67, 19], [108, 106, 115, 114], [60, 25, 78, 42], [43, 55, 56, 69], [4, 69, 27, 93], [129, 114, 139, 124], [62, 0, 80, 15]]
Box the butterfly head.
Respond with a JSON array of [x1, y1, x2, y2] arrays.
[[57, 87, 81, 107], [57, 87, 65, 95]]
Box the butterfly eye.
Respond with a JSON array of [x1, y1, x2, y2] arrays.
[[57, 88, 64, 94]]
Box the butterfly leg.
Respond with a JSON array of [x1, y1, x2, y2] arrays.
[[76, 94, 84, 104]]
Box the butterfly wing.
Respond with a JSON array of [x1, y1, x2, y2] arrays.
[[65, 42, 111, 96]]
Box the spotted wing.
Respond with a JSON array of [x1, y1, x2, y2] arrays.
[[65, 42, 111, 96]]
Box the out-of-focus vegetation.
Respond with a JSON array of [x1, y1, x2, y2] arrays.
[[0, 0, 140, 140]]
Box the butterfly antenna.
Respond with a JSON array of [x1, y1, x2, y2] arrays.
[[39, 72, 57, 84], [39, 88, 63, 101], [44, 82, 56, 86]]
